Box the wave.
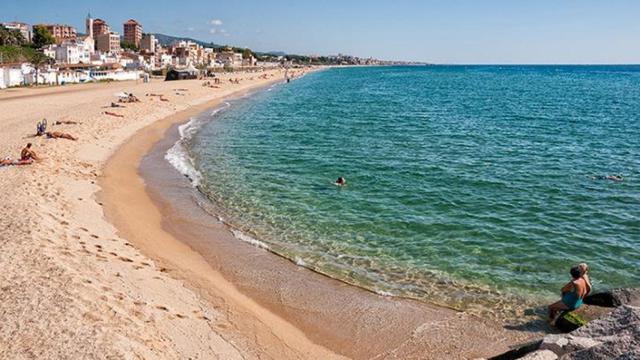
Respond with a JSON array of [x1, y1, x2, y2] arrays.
[[164, 103, 231, 187]]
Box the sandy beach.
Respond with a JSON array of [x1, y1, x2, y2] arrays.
[[0, 69, 539, 359]]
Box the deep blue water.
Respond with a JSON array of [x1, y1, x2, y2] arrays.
[[175, 66, 640, 315]]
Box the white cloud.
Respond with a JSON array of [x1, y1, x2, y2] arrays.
[[210, 28, 229, 36], [210, 19, 223, 26]]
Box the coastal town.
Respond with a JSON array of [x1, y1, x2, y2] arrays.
[[0, 15, 413, 89]]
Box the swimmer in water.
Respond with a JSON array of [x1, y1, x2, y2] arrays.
[[335, 177, 346, 186], [591, 175, 623, 182]]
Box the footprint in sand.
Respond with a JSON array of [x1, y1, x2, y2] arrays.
[[155, 305, 169, 312], [119, 256, 134, 263]]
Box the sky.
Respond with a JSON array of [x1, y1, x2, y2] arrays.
[[2, 0, 639, 64]]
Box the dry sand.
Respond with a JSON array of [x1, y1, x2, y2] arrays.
[[0, 70, 339, 359], [0, 69, 538, 359]]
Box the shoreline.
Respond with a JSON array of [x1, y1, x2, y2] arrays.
[[0, 69, 344, 359], [100, 76, 346, 359], [100, 72, 540, 358]]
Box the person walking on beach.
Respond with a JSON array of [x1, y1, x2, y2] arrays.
[[548, 264, 590, 322]]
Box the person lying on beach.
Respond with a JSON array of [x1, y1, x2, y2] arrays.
[[335, 177, 346, 186], [45, 131, 77, 141], [54, 120, 81, 125], [110, 102, 126, 108], [118, 94, 140, 103], [548, 265, 589, 323], [1, 157, 33, 166], [21, 143, 40, 161], [160, 97, 169, 102], [104, 111, 124, 118]]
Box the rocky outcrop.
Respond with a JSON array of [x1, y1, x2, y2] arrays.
[[584, 288, 640, 308], [518, 349, 558, 360], [490, 288, 640, 360], [534, 305, 639, 359]]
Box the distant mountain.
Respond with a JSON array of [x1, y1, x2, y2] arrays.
[[260, 51, 287, 57], [151, 33, 223, 49]]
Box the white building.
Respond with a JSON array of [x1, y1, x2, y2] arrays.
[[42, 44, 57, 60], [0, 63, 27, 88], [55, 44, 80, 64]]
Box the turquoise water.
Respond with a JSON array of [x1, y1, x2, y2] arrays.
[[177, 66, 640, 315]]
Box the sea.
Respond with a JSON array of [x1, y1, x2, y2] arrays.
[[166, 65, 640, 316]]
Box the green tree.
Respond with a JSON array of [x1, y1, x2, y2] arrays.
[[32, 25, 56, 48], [0, 25, 27, 46], [121, 41, 139, 51], [242, 48, 253, 59], [28, 51, 53, 86]]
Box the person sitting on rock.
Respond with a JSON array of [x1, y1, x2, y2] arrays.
[[548, 265, 589, 323], [578, 262, 592, 296]]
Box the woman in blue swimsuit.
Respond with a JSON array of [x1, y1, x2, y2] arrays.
[[548, 265, 589, 322]]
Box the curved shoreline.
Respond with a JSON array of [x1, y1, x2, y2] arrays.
[[100, 75, 539, 358]]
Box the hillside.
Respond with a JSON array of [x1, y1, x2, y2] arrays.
[[150, 33, 287, 57], [151, 33, 223, 49]]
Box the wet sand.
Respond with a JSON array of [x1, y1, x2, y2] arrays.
[[101, 80, 540, 358]]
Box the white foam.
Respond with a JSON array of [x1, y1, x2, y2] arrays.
[[375, 290, 394, 297], [230, 229, 270, 250], [164, 103, 230, 187], [294, 257, 306, 266]]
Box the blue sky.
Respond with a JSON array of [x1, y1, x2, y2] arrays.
[[2, 0, 639, 64]]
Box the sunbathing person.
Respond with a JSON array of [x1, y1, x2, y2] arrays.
[[54, 120, 81, 125], [1, 157, 33, 166], [105, 111, 125, 118], [548, 265, 589, 322], [46, 131, 77, 141], [110, 102, 126, 108], [21, 143, 39, 161]]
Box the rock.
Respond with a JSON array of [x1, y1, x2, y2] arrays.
[[554, 311, 588, 333], [489, 340, 542, 360], [540, 334, 569, 354], [584, 288, 640, 307], [518, 350, 557, 360], [561, 305, 640, 359], [610, 288, 640, 307], [539, 334, 600, 356], [553, 305, 612, 333]]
